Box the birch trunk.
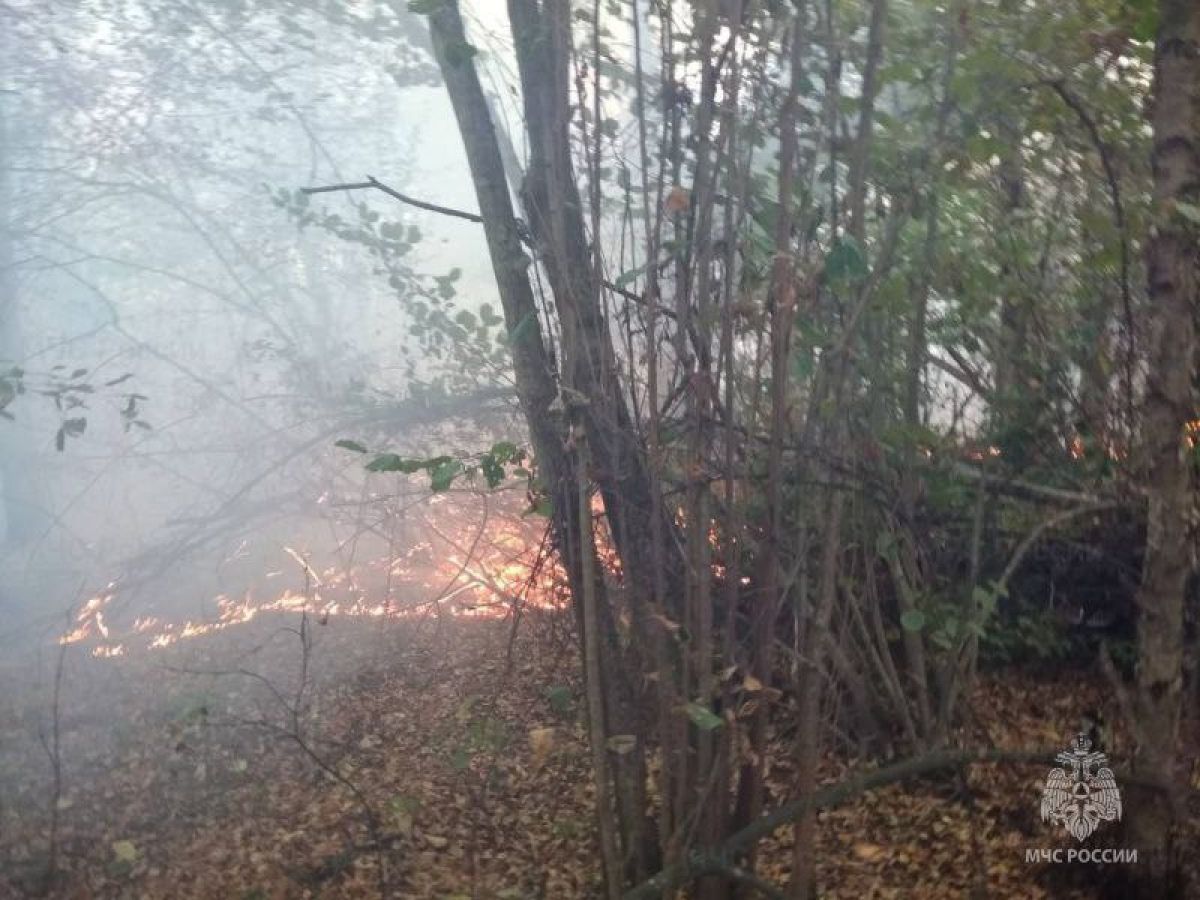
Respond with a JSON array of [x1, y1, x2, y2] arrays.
[[1126, 0, 1198, 890]]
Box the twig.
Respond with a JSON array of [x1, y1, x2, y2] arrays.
[[1028, 78, 1135, 432], [300, 177, 676, 321], [301, 176, 484, 224], [36, 620, 70, 896], [161, 550, 390, 898], [995, 501, 1119, 592]]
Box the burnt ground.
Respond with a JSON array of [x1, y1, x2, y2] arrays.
[[1, 607, 1197, 899]]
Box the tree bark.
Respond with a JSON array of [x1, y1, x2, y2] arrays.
[[1126, 0, 1198, 891], [737, 8, 805, 850], [425, 0, 567, 513], [506, 0, 673, 603], [429, 2, 661, 883]]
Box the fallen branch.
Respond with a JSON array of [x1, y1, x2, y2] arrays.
[[945, 460, 1109, 507], [622, 745, 1169, 900], [996, 501, 1120, 592]]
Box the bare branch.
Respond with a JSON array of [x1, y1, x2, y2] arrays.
[[301, 175, 484, 224]]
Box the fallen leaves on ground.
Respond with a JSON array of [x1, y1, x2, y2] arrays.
[[1, 612, 1195, 898]]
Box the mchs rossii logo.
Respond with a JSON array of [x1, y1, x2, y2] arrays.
[[1040, 732, 1122, 841]]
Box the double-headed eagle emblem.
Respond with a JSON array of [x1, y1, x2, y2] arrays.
[[1040, 733, 1122, 841]]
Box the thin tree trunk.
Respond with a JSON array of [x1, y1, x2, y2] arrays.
[[897, 7, 963, 743], [791, 486, 844, 900], [737, 9, 805, 849], [631, 0, 681, 881], [577, 421, 625, 900]]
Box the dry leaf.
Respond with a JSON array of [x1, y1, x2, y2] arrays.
[[664, 185, 690, 214], [529, 726, 559, 769], [852, 841, 886, 862], [606, 734, 638, 755]]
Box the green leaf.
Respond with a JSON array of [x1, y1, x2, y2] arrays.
[[443, 40, 478, 67], [1175, 201, 1200, 225], [1129, 0, 1158, 41], [429, 458, 463, 492], [523, 496, 553, 518], [823, 235, 869, 282], [366, 453, 425, 474], [506, 311, 537, 346], [335, 439, 368, 454], [479, 303, 503, 327], [545, 684, 573, 718], [366, 453, 403, 473], [972, 586, 998, 618], [613, 262, 649, 289], [481, 454, 505, 488], [112, 840, 139, 863], [900, 610, 926, 632], [683, 701, 723, 731], [389, 794, 419, 836], [490, 440, 520, 463], [875, 529, 897, 559]]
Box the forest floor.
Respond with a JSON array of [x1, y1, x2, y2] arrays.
[[1, 607, 1197, 900]]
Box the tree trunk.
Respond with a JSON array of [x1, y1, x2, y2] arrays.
[[506, 0, 678, 606], [425, 1, 566, 507], [428, 3, 658, 885], [1126, 1, 1198, 892]]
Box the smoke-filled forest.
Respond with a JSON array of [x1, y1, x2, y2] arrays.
[[0, 1, 1198, 898]]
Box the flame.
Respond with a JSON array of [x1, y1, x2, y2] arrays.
[[60, 586, 117, 644], [963, 445, 1002, 462], [58, 495, 569, 657]]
